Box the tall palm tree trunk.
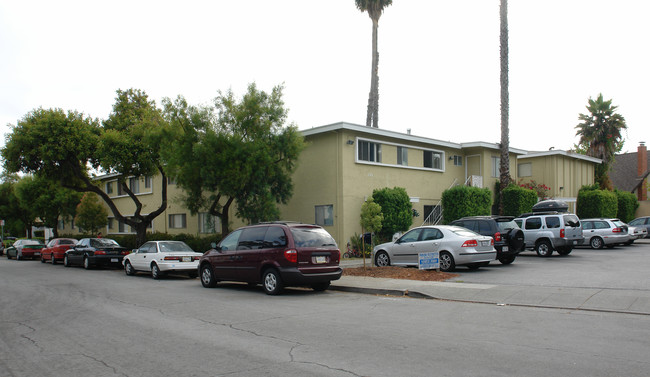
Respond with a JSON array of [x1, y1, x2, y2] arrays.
[[367, 18, 380, 128], [498, 0, 510, 214]]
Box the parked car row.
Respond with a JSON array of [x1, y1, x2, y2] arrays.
[[5, 222, 343, 296], [372, 205, 649, 271]]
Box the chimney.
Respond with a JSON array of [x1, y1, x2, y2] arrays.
[[638, 142, 647, 201]]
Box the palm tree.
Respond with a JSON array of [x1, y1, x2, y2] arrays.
[[355, 0, 392, 128], [575, 93, 627, 189], [498, 0, 511, 214]]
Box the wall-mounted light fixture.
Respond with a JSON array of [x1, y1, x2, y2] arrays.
[[449, 156, 454, 160], [346, 140, 354, 145], [559, 186, 564, 190]]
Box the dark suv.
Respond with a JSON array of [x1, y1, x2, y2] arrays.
[[198, 222, 342, 295], [450, 216, 525, 264]]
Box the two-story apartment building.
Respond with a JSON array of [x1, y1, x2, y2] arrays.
[[57, 122, 599, 248]]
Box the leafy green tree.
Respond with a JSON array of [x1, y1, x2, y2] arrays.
[[75, 193, 108, 235], [575, 93, 627, 189], [372, 187, 412, 241], [498, 0, 511, 214], [355, 0, 392, 128], [360, 197, 383, 266], [0, 175, 26, 237], [1, 88, 170, 247], [162, 83, 305, 234], [13, 175, 82, 238]]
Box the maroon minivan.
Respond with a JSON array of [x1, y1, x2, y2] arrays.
[[198, 222, 342, 295]]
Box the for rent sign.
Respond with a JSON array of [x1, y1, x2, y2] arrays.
[[418, 251, 439, 270]]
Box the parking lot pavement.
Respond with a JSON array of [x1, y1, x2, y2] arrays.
[[334, 239, 650, 315]]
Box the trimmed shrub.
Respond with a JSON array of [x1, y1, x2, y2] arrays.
[[56, 232, 222, 253], [502, 185, 538, 217], [441, 185, 492, 224], [576, 189, 617, 219], [615, 189, 639, 223], [372, 187, 413, 240]]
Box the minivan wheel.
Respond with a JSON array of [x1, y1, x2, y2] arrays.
[[262, 269, 283, 295], [590, 237, 604, 249], [375, 251, 391, 267], [200, 265, 218, 288], [439, 251, 455, 272], [535, 240, 553, 257]]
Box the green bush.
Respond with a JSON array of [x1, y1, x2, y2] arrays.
[[372, 187, 413, 240], [441, 185, 492, 224], [56, 232, 222, 253], [615, 189, 639, 223], [576, 188, 618, 219], [502, 185, 538, 216]]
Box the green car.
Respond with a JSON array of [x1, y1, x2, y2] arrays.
[[6, 239, 45, 260]]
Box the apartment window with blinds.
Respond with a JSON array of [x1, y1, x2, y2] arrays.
[[358, 140, 382, 163], [397, 146, 408, 166], [169, 214, 187, 229], [315, 205, 334, 226], [129, 177, 140, 193], [491, 156, 500, 177], [423, 150, 442, 170], [199, 212, 220, 234]]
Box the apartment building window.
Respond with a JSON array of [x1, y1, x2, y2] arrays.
[[144, 176, 152, 189], [491, 156, 500, 177], [107, 218, 114, 231], [58, 219, 65, 230], [199, 212, 220, 234], [358, 140, 381, 163], [423, 150, 442, 170], [118, 220, 127, 233], [169, 213, 187, 229], [518, 163, 532, 177], [167, 176, 177, 185], [315, 205, 333, 226], [453, 155, 463, 166], [129, 177, 140, 193], [397, 147, 408, 166], [106, 181, 113, 194]]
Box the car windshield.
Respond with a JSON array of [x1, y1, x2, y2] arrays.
[[22, 240, 43, 246], [496, 220, 519, 231], [158, 242, 194, 253], [90, 238, 120, 248], [290, 227, 337, 248]]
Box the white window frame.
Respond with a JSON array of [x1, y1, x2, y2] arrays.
[[491, 156, 500, 178], [355, 137, 446, 172], [169, 213, 187, 229], [397, 146, 408, 166]]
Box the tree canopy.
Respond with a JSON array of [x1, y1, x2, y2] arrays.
[[162, 83, 305, 234], [372, 187, 412, 240], [75, 192, 108, 235], [575, 93, 627, 189]]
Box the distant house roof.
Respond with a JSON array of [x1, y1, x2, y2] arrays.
[[518, 150, 602, 164], [301, 122, 528, 154], [610, 151, 650, 192]]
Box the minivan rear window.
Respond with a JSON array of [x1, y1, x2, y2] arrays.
[[290, 227, 337, 248]]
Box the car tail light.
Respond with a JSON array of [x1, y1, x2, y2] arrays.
[[164, 256, 182, 261], [612, 227, 622, 233], [121, 251, 130, 255], [95, 250, 106, 255], [462, 240, 478, 247], [494, 232, 502, 242], [193, 256, 201, 261], [334, 249, 340, 263], [284, 249, 298, 263], [560, 229, 565, 238], [490, 238, 494, 246]]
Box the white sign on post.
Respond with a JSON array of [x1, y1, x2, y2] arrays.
[[418, 251, 439, 270]]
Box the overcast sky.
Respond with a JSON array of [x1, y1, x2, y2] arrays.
[[1, 0, 647, 156]]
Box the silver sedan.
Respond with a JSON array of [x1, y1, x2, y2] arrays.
[[372, 225, 497, 272]]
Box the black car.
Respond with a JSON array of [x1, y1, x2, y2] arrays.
[[64, 238, 128, 269], [450, 216, 525, 264], [199, 222, 342, 295]]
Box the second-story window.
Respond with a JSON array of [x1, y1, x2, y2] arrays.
[[129, 177, 139, 193], [423, 150, 442, 170], [358, 140, 382, 163], [397, 147, 408, 166], [106, 181, 113, 194]]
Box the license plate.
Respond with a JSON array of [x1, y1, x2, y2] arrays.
[[111, 258, 118, 262], [182, 256, 191, 262], [481, 241, 490, 246], [502, 246, 508, 252], [34, 252, 41, 256], [313, 256, 327, 264]]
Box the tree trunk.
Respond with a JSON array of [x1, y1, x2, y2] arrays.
[[367, 18, 380, 128], [498, 0, 510, 215]]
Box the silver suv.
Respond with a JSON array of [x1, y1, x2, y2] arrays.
[[581, 218, 630, 249], [514, 212, 584, 257]]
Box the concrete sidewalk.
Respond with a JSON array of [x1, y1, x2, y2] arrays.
[[332, 257, 650, 315]]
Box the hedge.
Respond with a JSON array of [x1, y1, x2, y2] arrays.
[[441, 185, 492, 224], [502, 185, 538, 217], [576, 189, 618, 219], [615, 189, 639, 223], [56, 232, 222, 253]]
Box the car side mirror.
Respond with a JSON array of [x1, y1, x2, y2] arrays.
[[132, 249, 138, 254]]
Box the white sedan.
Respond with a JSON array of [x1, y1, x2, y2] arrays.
[[123, 241, 203, 279], [372, 225, 496, 272]]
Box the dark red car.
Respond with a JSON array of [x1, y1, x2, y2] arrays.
[[41, 238, 77, 264], [199, 222, 342, 295]]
